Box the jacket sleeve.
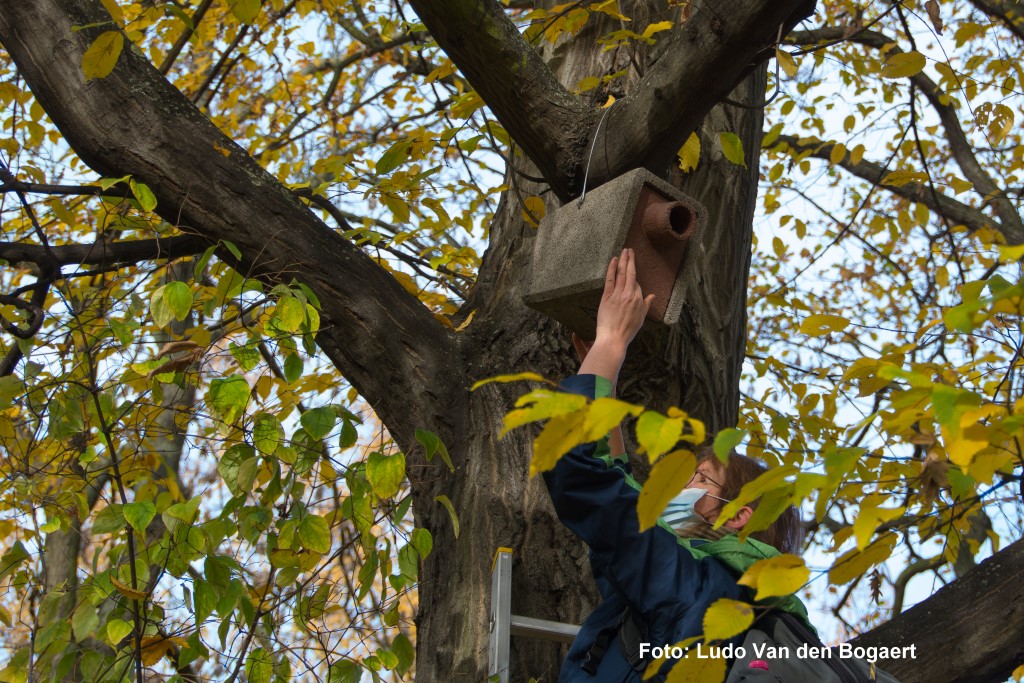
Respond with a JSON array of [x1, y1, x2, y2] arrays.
[[542, 374, 707, 621]]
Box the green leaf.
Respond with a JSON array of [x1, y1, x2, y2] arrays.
[[227, 0, 261, 23], [92, 504, 126, 534], [410, 528, 433, 558], [435, 494, 460, 538], [129, 179, 157, 212], [298, 514, 332, 554], [253, 413, 283, 456], [301, 407, 337, 440], [275, 297, 305, 333], [207, 375, 250, 423], [222, 240, 242, 261], [881, 51, 927, 78], [123, 501, 156, 533], [366, 451, 406, 498], [338, 418, 357, 449], [72, 604, 99, 642], [246, 648, 273, 683], [0, 541, 29, 581], [712, 428, 746, 463], [392, 633, 415, 674], [328, 660, 361, 683], [218, 444, 256, 497], [376, 141, 411, 175], [105, 618, 132, 646], [718, 132, 746, 167], [82, 31, 124, 80], [703, 598, 754, 642], [677, 132, 700, 172], [151, 282, 193, 327], [283, 353, 303, 384], [193, 580, 217, 625]]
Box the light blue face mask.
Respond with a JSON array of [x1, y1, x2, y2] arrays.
[[662, 487, 731, 527]]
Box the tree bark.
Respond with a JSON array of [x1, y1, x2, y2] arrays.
[[851, 537, 1024, 683]]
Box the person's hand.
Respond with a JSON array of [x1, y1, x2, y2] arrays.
[[593, 248, 654, 350], [577, 249, 654, 382]]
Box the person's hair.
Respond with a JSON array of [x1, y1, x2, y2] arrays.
[[696, 447, 803, 555]]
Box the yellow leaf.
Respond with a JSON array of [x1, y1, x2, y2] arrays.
[[455, 309, 476, 332], [530, 411, 587, 476], [1011, 662, 1024, 682], [641, 21, 673, 41], [140, 635, 187, 666], [949, 177, 973, 194], [111, 577, 148, 601], [776, 48, 798, 78], [880, 51, 927, 79], [849, 144, 865, 165], [703, 598, 754, 642], [637, 449, 696, 530], [664, 649, 728, 683], [471, 372, 551, 391], [737, 554, 810, 599], [601, 95, 616, 109], [502, 389, 588, 436], [852, 501, 905, 549], [944, 425, 988, 467], [799, 314, 849, 337], [635, 411, 684, 460], [829, 143, 846, 164], [881, 169, 928, 187], [521, 196, 545, 227], [82, 31, 124, 81], [829, 533, 897, 585], [583, 397, 643, 442], [677, 132, 700, 172]]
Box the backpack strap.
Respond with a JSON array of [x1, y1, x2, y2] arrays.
[[581, 608, 632, 674], [618, 607, 647, 672]]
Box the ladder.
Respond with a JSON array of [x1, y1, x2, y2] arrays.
[[487, 547, 581, 683]]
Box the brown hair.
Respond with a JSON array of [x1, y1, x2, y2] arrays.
[[696, 448, 803, 555]]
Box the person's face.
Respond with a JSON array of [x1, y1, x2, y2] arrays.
[[687, 460, 730, 522]]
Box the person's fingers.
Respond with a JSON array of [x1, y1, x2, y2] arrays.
[[605, 256, 618, 293], [615, 248, 629, 289], [643, 293, 656, 317]]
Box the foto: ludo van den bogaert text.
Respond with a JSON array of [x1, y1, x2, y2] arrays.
[[638, 642, 918, 663]]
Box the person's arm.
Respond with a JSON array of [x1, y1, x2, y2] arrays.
[[572, 333, 626, 459]]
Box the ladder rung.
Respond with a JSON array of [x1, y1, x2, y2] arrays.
[[510, 614, 580, 644]]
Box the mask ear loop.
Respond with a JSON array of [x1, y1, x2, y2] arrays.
[[577, 102, 614, 207]]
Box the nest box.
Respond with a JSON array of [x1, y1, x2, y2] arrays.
[[524, 167, 707, 339]]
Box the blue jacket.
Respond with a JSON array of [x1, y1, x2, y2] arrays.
[[543, 374, 807, 682]]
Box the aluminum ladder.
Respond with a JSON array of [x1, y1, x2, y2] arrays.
[[487, 547, 581, 682]]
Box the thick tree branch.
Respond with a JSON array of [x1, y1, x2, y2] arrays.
[[0, 0, 460, 446], [407, 0, 816, 200], [404, 0, 589, 199], [774, 134, 1015, 240], [787, 27, 1024, 242], [853, 537, 1024, 683], [969, 0, 1024, 41], [0, 235, 208, 267]]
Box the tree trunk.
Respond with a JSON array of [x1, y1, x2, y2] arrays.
[[410, 5, 768, 678]]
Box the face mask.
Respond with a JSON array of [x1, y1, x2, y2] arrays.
[[662, 487, 730, 527]]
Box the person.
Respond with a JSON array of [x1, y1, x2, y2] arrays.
[[543, 248, 810, 681]]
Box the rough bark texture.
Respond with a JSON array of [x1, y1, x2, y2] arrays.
[[410, 3, 769, 677], [851, 537, 1024, 683], [4, 0, 1024, 682]]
